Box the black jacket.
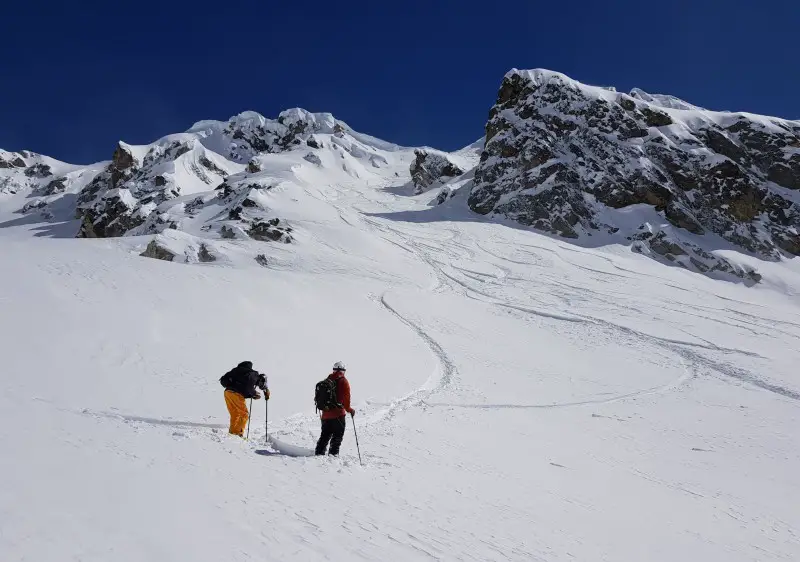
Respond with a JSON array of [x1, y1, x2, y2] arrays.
[[221, 361, 265, 398]]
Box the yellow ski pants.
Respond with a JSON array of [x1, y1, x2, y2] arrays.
[[224, 390, 249, 437]]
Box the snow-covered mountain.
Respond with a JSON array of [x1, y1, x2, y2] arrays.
[[469, 69, 800, 283], [6, 71, 800, 284], [1, 71, 800, 562], [0, 149, 104, 211], [73, 109, 412, 243], [4, 108, 439, 262]]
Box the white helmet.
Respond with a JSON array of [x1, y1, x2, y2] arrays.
[[332, 361, 346, 372]]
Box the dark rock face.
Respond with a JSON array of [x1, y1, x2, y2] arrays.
[[220, 225, 237, 239], [217, 109, 341, 161], [75, 139, 221, 239], [663, 203, 704, 235], [24, 163, 52, 178], [436, 186, 455, 205], [631, 229, 762, 284], [76, 142, 153, 238], [21, 200, 47, 214], [198, 243, 216, 263], [303, 152, 322, 166], [648, 232, 687, 258], [140, 240, 176, 261], [198, 156, 227, 177], [410, 149, 465, 194], [768, 159, 800, 190], [470, 69, 800, 277], [78, 188, 144, 238], [247, 159, 262, 174], [248, 218, 293, 243], [41, 178, 68, 195], [111, 143, 137, 187]]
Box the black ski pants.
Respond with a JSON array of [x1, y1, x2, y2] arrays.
[[316, 416, 346, 456]]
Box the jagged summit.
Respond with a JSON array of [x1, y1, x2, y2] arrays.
[[468, 68, 800, 282], [0, 107, 430, 261]]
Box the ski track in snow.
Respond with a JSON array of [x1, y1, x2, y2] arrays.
[[345, 197, 698, 412], [339, 179, 796, 408], [441, 227, 797, 402], [85, 409, 229, 429], [423, 355, 696, 410], [370, 292, 457, 420]]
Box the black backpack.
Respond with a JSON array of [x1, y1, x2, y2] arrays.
[[220, 370, 234, 389], [314, 378, 341, 411]]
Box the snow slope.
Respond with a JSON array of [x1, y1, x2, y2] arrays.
[[2, 121, 800, 562]]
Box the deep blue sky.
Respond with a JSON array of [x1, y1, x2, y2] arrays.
[[2, 1, 798, 164]]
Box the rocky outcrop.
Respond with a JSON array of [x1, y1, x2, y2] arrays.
[[0, 158, 23, 169], [631, 228, 762, 284], [410, 149, 465, 194], [78, 187, 144, 238], [219, 225, 237, 239], [210, 108, 345, 162], [198, 243, 216, 263], [6, 106, 401, 259], [21, 200, 47, 214], [435, 185, 456, 205], [246, 159, 262, 174], [469, 69, 800, 280], [0, 150, 88, 196], [75, 139, 226, 238], [303, 152, 322, 166], [248, 218, 293, 243], [110, 143, 136, 187], [140, 239, 176, 261], [69, 109, 354, 241], [24, 163, 52, 178]]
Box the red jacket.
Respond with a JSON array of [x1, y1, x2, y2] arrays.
[[321, 372, 354, 420]]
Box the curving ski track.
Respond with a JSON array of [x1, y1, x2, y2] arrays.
[[363, 292, 457, 423]]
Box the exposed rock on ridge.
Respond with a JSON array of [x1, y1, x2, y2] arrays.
[[410, 149, 465, 194], [469, 69, 800, 280]]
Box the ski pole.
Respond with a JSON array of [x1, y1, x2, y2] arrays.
[[351, 413, 362, 466], [263, 375, 269, 445], [246, 398, 253, 440]]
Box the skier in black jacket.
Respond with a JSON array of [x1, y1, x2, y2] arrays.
[[221, 361, 269, 437]]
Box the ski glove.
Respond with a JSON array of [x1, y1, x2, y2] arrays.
[[253, 392, 261, 400], [264, 389, 271, 400]]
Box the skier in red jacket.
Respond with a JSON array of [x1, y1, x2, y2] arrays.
[[315, 361, 355, 456]]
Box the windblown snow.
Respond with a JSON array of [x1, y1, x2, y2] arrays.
[[1, 95, 799, 561]]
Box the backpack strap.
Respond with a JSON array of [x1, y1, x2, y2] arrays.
[[332, 375, 343, 407]]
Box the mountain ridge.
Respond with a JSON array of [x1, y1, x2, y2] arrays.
[[468, 68, 800, 283], [2, 69, 799, 284]]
